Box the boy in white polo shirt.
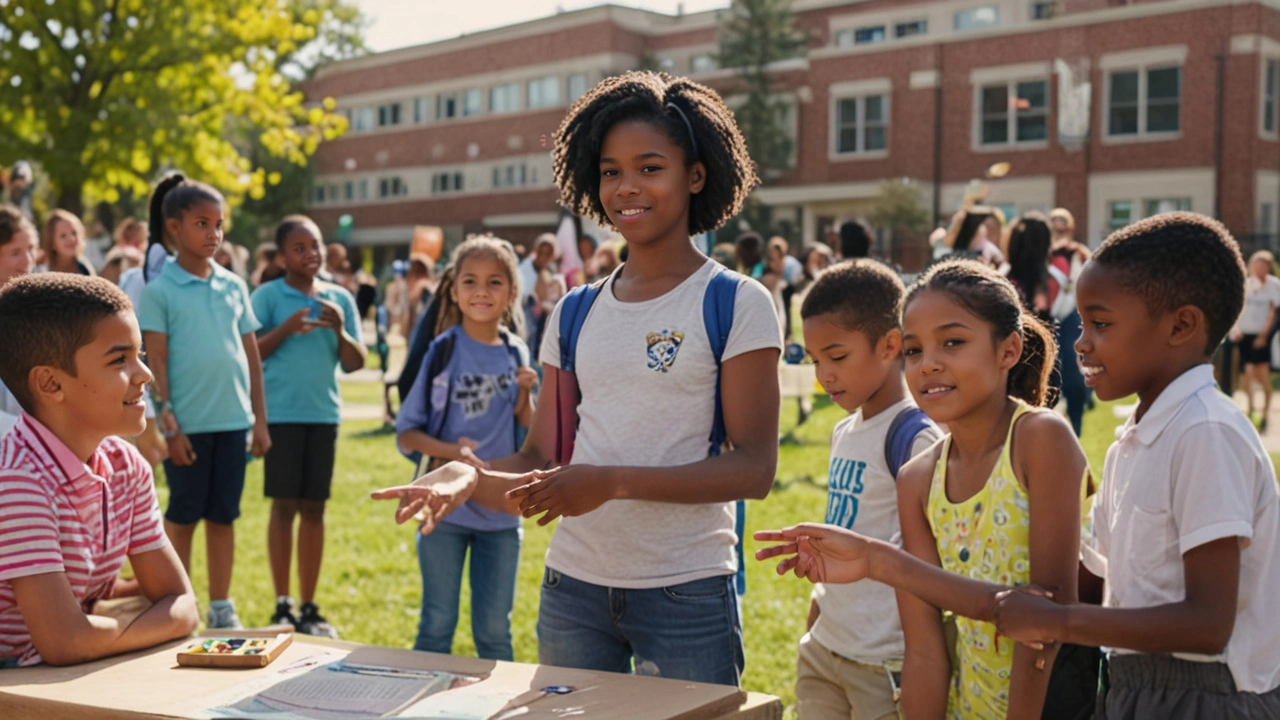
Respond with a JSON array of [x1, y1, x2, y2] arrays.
[[0, 275, 197, 667], [992, 213, 1280, 718]]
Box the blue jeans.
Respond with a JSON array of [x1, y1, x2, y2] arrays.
[[1055, 310, 1088, 437], [415, 522, 521, 661], [536, 568, 744, 686]]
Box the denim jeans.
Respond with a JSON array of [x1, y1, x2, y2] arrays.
[[415, 522, 521, 661], [536, 568, 745, 686]]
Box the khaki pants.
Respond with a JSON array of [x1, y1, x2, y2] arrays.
[[796, 633, 899, 720]]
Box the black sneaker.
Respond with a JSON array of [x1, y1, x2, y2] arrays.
[[271, 598, 299, 628], [297, 602, 340, 639]]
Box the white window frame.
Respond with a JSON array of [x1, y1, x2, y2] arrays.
[[357, 179, 368, 200], [1030, 1, 1057, 20], [1142, 197, 1191, 217], [974, 78, 1050, 150], [492, 163, 528, 190], [414, 97, 431, 124], [829, 80, 890, 161], [463, 89, 482, 117], [1107, 201, 1132, 233], [437, 93, 459, 120], [378, 177, 407, 198], [853, 25, 886, 45], [1099, 47, 1186, 143], [528, 76, 560, 109], [430, 171, 465, 196], [1262, 57, 1279, 139], [895, 19, 927, 38], [690, 53, 719, 73], [350, 106, 374, 132], [954, 6, 999, 32], [490, 83, 520, 114], [567, 73, 588, 102], [377, 102, 401, 128]]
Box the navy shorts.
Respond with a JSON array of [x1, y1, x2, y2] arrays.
[[263, 423, 338, 502], [163, 429, 249, 525]]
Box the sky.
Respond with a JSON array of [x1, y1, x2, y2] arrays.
[[359, 0, 730, 52]]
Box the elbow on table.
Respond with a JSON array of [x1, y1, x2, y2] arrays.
[[171, 591, 200, 638]]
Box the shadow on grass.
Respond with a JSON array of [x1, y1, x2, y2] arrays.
[[352, 424, 397, 439]]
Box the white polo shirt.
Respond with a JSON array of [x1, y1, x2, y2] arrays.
[[1082, 364, 1280, 693]]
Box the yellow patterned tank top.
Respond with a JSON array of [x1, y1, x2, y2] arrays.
[[927, 403, 1031, 720]]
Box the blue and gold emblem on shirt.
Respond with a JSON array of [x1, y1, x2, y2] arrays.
[[646, 329, 684, 373]]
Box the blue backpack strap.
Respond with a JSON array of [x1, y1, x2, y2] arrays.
[[423, 327, 460, 440], [500, 329, 530, 451], [558, 278, 607, 373], [702, 267, 747, 595], [884, 406, 937, 479]]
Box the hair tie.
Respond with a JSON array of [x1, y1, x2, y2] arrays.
[[666, 103, 698, 160]]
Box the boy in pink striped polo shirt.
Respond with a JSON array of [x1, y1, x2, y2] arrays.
[[0, 274, 197, 666]]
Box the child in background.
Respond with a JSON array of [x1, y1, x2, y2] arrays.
[[396, 235, 535, 661], [0, 205, 36, 435], [758, 259, 1094, 719], [1230, 249, 1280, 431], [992, 213, 1280, 717], [795, 259, 941, 720], [252, 216, 365, 638], [138, 173, 270, 630], [40, 209, 95, 276], [0, 275, 197, 667]]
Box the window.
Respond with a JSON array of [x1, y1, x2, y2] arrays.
[[492, 163, 528, 189], [528, 76, 560, 109], [979, 79, 1048, 145], [1264, 59, 1279, 135], [377, 103, 401, 127], [691, 54, 719, 73], [328, 184, 339, 202], [314, 185, 327, 204], [459, 89, 478, 117], [854, 26, 886, 44], [1261, 202, 1275, 235], [490, 83, 520, 114], [834, 94, 888, 155], [351, 106, 374, 132], [414, 97, 431, 124], [1108, 66, 1181, 136], [343, 182, 353, 201], [834, 29, 855, 47], [955, 6, 999, 31], [1108, 201, 1132, 232], [437, 94, 458, 120], [1031, 1, 1057, 19], [1143, 198, 1191, 216], [895, 20, 927, 38], [378, 177, 407, 198], [358, 179, 368, 200], [568, 73, 588, 102], [431, 172, 465, 194]]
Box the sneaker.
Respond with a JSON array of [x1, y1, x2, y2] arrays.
[[297, 602, 340, 639], [207, 600, 244, 630], [271, 598, 299, 628]]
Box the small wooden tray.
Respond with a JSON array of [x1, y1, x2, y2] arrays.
[[176, 632, 292, 668]]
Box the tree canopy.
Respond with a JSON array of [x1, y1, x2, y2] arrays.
[[0, 0, 365, 215]]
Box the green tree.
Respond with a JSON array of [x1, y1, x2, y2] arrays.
[[869, 179, 931, 265], [0, 0, 365, 216]]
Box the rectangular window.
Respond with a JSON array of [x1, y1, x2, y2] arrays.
[[834, 29, 855, 47], [568, 73, 588, 102], [358, 179, 368, 200], [1261, 202, 1275, 235], [1031, 1, 1057, 19], [463, 89, 481, 117], [430, 172, 465, 195], [351, 107, 374, 132], [490, 83, 520, 114], [377, 103, 401, 127], [1143, 198, 1191, 216], [528, 76, 560, 109], [414, 97, 430, 124], [314, 186, 326, 204], [1265, 60, 1279, 134], [1108, 201, 1132, 232], [834, 94, 888, 155], [854, 26, 886, 44], [691, 54, 719, 73], [492, 163, 528, 189], [955, 6, 999, 31], [343, 182, 353, 201], [895, 20, 927, 38], [978, 79, 1048, 145], [378, 177, 406, 198], [437, 94, 458, 120], [1108, 66, 1181, 137]]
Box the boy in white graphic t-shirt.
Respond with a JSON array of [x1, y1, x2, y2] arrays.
[[796, 260, 940, 720]]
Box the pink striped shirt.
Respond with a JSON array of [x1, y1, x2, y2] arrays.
[[0, 414, 167, 666]]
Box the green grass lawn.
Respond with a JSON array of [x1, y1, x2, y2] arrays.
[[154, 385, 1136, 717]]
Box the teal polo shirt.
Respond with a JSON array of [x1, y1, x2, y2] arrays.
[[250, 279, 363, 425], [137, 259, 261, 434]]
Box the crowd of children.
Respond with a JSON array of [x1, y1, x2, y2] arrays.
[[2, 70, 1280, 720]]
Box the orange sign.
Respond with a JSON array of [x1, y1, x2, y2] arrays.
[[412, 225, 444, 262]]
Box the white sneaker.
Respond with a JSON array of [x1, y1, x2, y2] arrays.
[[207, 600, 244, 630]]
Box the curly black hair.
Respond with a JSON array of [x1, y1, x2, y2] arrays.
[[906, 258, 1058, 407], [0, 274, 134, 412], [801, 259, 905, 344], [552, 71, 759, 235], [1091, 211, 1245, 355]]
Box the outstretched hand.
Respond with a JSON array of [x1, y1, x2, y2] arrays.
[[753, 523, 875, 585], [370, 464, 478, 535], [505, 465, 615, 526]]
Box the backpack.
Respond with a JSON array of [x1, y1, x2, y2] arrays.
[[555, 264, 750, 594], [403, 324, 527, 476], [883, 406, 938, 479]]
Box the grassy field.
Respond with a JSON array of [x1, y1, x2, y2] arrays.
[[157, 386, 1135, 717]]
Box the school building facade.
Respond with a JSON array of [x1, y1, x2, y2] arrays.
[[303, 0, 1280, 267]]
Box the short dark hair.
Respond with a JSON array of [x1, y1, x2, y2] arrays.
[[1091, 211, 1245, 354], [275, 214, 323, 247], [0, 274, 133, 412], [148, 172, 224, 252], [552, 71, 758, 235], [839, 220, 872, 259], [0, 204, 35, 248], [801, 259, 906, 343]]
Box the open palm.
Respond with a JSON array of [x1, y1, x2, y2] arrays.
[[754, 523, 873, 585]]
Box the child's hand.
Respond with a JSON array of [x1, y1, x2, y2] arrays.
[[992, 587, 1063, 651], [314, 298, 344, 333], [250, 421, 272, 458], [284, 307, 312, 336], [753, 524, 874, 585], [167, 431, 197, 467], [456, 438, 490, 470], [370, 463, 478, 534], [516, 367, 538, 392], [505, 465, 615, 525]]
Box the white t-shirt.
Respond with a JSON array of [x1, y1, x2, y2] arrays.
[[810, 399, 940, 664], [1236, 275, 1280, 335], [1082, 364, 1280, 694], [539, 260, 783, 588]]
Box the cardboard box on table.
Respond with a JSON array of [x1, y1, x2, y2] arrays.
[[0, 632, 781, 719]]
